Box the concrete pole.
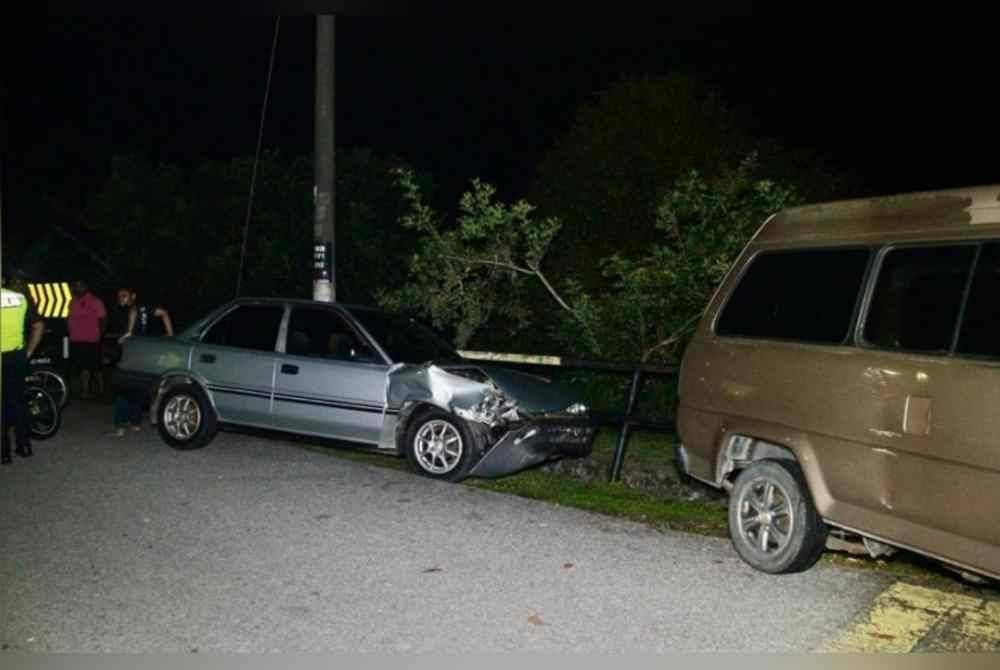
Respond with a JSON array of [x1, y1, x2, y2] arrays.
[[313, 15, 335, 302]]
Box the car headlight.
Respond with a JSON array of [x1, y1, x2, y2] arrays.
[[455, 388, 519, 426]]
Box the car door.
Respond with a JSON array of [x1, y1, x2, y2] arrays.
[[272, 304, 390, 443], [190, 302, 285, 427]]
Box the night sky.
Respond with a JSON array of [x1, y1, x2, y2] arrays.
[[4, 6, 999, 234]]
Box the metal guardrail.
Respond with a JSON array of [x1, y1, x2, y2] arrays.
[[458, 350, 679, 482]]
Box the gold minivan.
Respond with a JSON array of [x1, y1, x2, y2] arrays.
[[676, 184, 1000, 579]]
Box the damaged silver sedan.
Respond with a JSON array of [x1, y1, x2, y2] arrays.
[[112, 298, 596, 481]]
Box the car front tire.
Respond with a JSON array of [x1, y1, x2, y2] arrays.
[[403, 409, 476, 482], [156, 383, 218, 450], [728, 459, 828, 574]]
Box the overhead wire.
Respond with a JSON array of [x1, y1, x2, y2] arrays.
[[235, 16, 281, 297]]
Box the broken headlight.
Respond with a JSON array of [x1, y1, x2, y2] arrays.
[[455, 387, 520, 427]]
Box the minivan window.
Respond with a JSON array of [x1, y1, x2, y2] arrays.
[[201, 304, 284, 352], [716, 248, 870, 343], [956, 242, 1000, 358], [863, 245, 974, 353]]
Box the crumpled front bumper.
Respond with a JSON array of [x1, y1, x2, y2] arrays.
[[467, 415, 597, 478]]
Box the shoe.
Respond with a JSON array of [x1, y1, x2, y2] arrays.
[[130, 424, 142, 432], [106, 427, 126, 438], [14, 445, 32, 458], [1, 454, 11, 465]]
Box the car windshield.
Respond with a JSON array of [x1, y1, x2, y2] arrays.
[[346, 307, 460, 364]]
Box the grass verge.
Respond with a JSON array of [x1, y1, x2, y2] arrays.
[[470, 471, 729, 536]]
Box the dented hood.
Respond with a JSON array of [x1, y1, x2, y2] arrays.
[[442, 363, 576, 413], [386, 359, 580, 418]]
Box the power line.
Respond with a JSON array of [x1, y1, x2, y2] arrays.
[[236, 16, 281, 298]]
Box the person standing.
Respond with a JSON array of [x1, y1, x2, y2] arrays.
[[67, 279, 107, 399], [110, 286, 173, 436], [1, 272, 45, 464]]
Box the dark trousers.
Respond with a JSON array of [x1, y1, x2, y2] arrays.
[[2, 348, 30, 458], [113, 390, 143, 427]]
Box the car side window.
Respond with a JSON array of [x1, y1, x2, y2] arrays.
[[286, 307, 377, 363], [863, 245, 975, 352], [956, 242, 1000, 358], [716, 248, 870, 344], [201, 305, 284, 352]]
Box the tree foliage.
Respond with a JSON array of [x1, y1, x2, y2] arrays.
[[555, 154, 802, 363], [383, 155, 800, 365], [530, 73, 856, 301], [75, 148, 421, 324], [377, 168, 565, 348], [532, 73, 748, 287]]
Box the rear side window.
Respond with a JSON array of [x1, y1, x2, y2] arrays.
[[863, 245, 975, 352], [716, 248, 870, 343], [956, 242, 1000, 358], [201, 304, 284, 351]]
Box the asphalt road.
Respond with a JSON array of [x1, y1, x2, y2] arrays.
[[0, 400, 892, 652]]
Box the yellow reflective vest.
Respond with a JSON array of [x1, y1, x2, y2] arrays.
[[1, 288, 29, 352]]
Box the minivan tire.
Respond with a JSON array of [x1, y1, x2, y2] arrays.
[[727, 459, 828, 574], [156, 383, 218, 450]]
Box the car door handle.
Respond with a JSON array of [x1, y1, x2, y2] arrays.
[[281, 364, 299, 375], [200, 354, 216, 364]]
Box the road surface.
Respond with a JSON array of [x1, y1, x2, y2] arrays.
[[1, 401, 897, 652]]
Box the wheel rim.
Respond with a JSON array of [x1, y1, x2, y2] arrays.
[[26, 389, 58, 436], [163, 394, 202, 441], [413, 419, 463, 474], [38, 371, 68, 407], [735, 476, 795, 555]]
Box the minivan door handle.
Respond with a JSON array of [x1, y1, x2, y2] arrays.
[[281, 364, 299, 375], [199, 353, 216, 364]]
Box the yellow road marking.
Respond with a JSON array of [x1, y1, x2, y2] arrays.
[[820, 582, 1000, 652]]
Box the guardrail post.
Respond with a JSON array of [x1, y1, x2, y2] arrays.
[[609, 368, 643, 482]]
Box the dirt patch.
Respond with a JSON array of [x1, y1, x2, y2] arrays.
[[541, 454, 726, 505]]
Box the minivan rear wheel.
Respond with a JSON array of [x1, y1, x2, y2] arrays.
[[728, 460, 828, 574]]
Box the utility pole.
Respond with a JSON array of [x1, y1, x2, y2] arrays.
[[313, 15, 335, 302]]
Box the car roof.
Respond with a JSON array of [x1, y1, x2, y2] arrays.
[[227, 297, 389, 312], [754, 183, 1000, 247]]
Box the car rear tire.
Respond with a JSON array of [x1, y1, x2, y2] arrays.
[[156, 383, 218, 450], [728, 459, 828, 574], [403, 409, 476, 482], [29, 366, 69, 408]]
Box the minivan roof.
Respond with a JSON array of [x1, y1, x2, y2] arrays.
[[755, 183, 1000, 246]]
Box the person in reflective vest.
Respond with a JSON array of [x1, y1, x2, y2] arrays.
[[1, 272, 45, 464]]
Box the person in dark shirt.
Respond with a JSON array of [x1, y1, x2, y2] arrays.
[[109, 286, 174, 436]]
